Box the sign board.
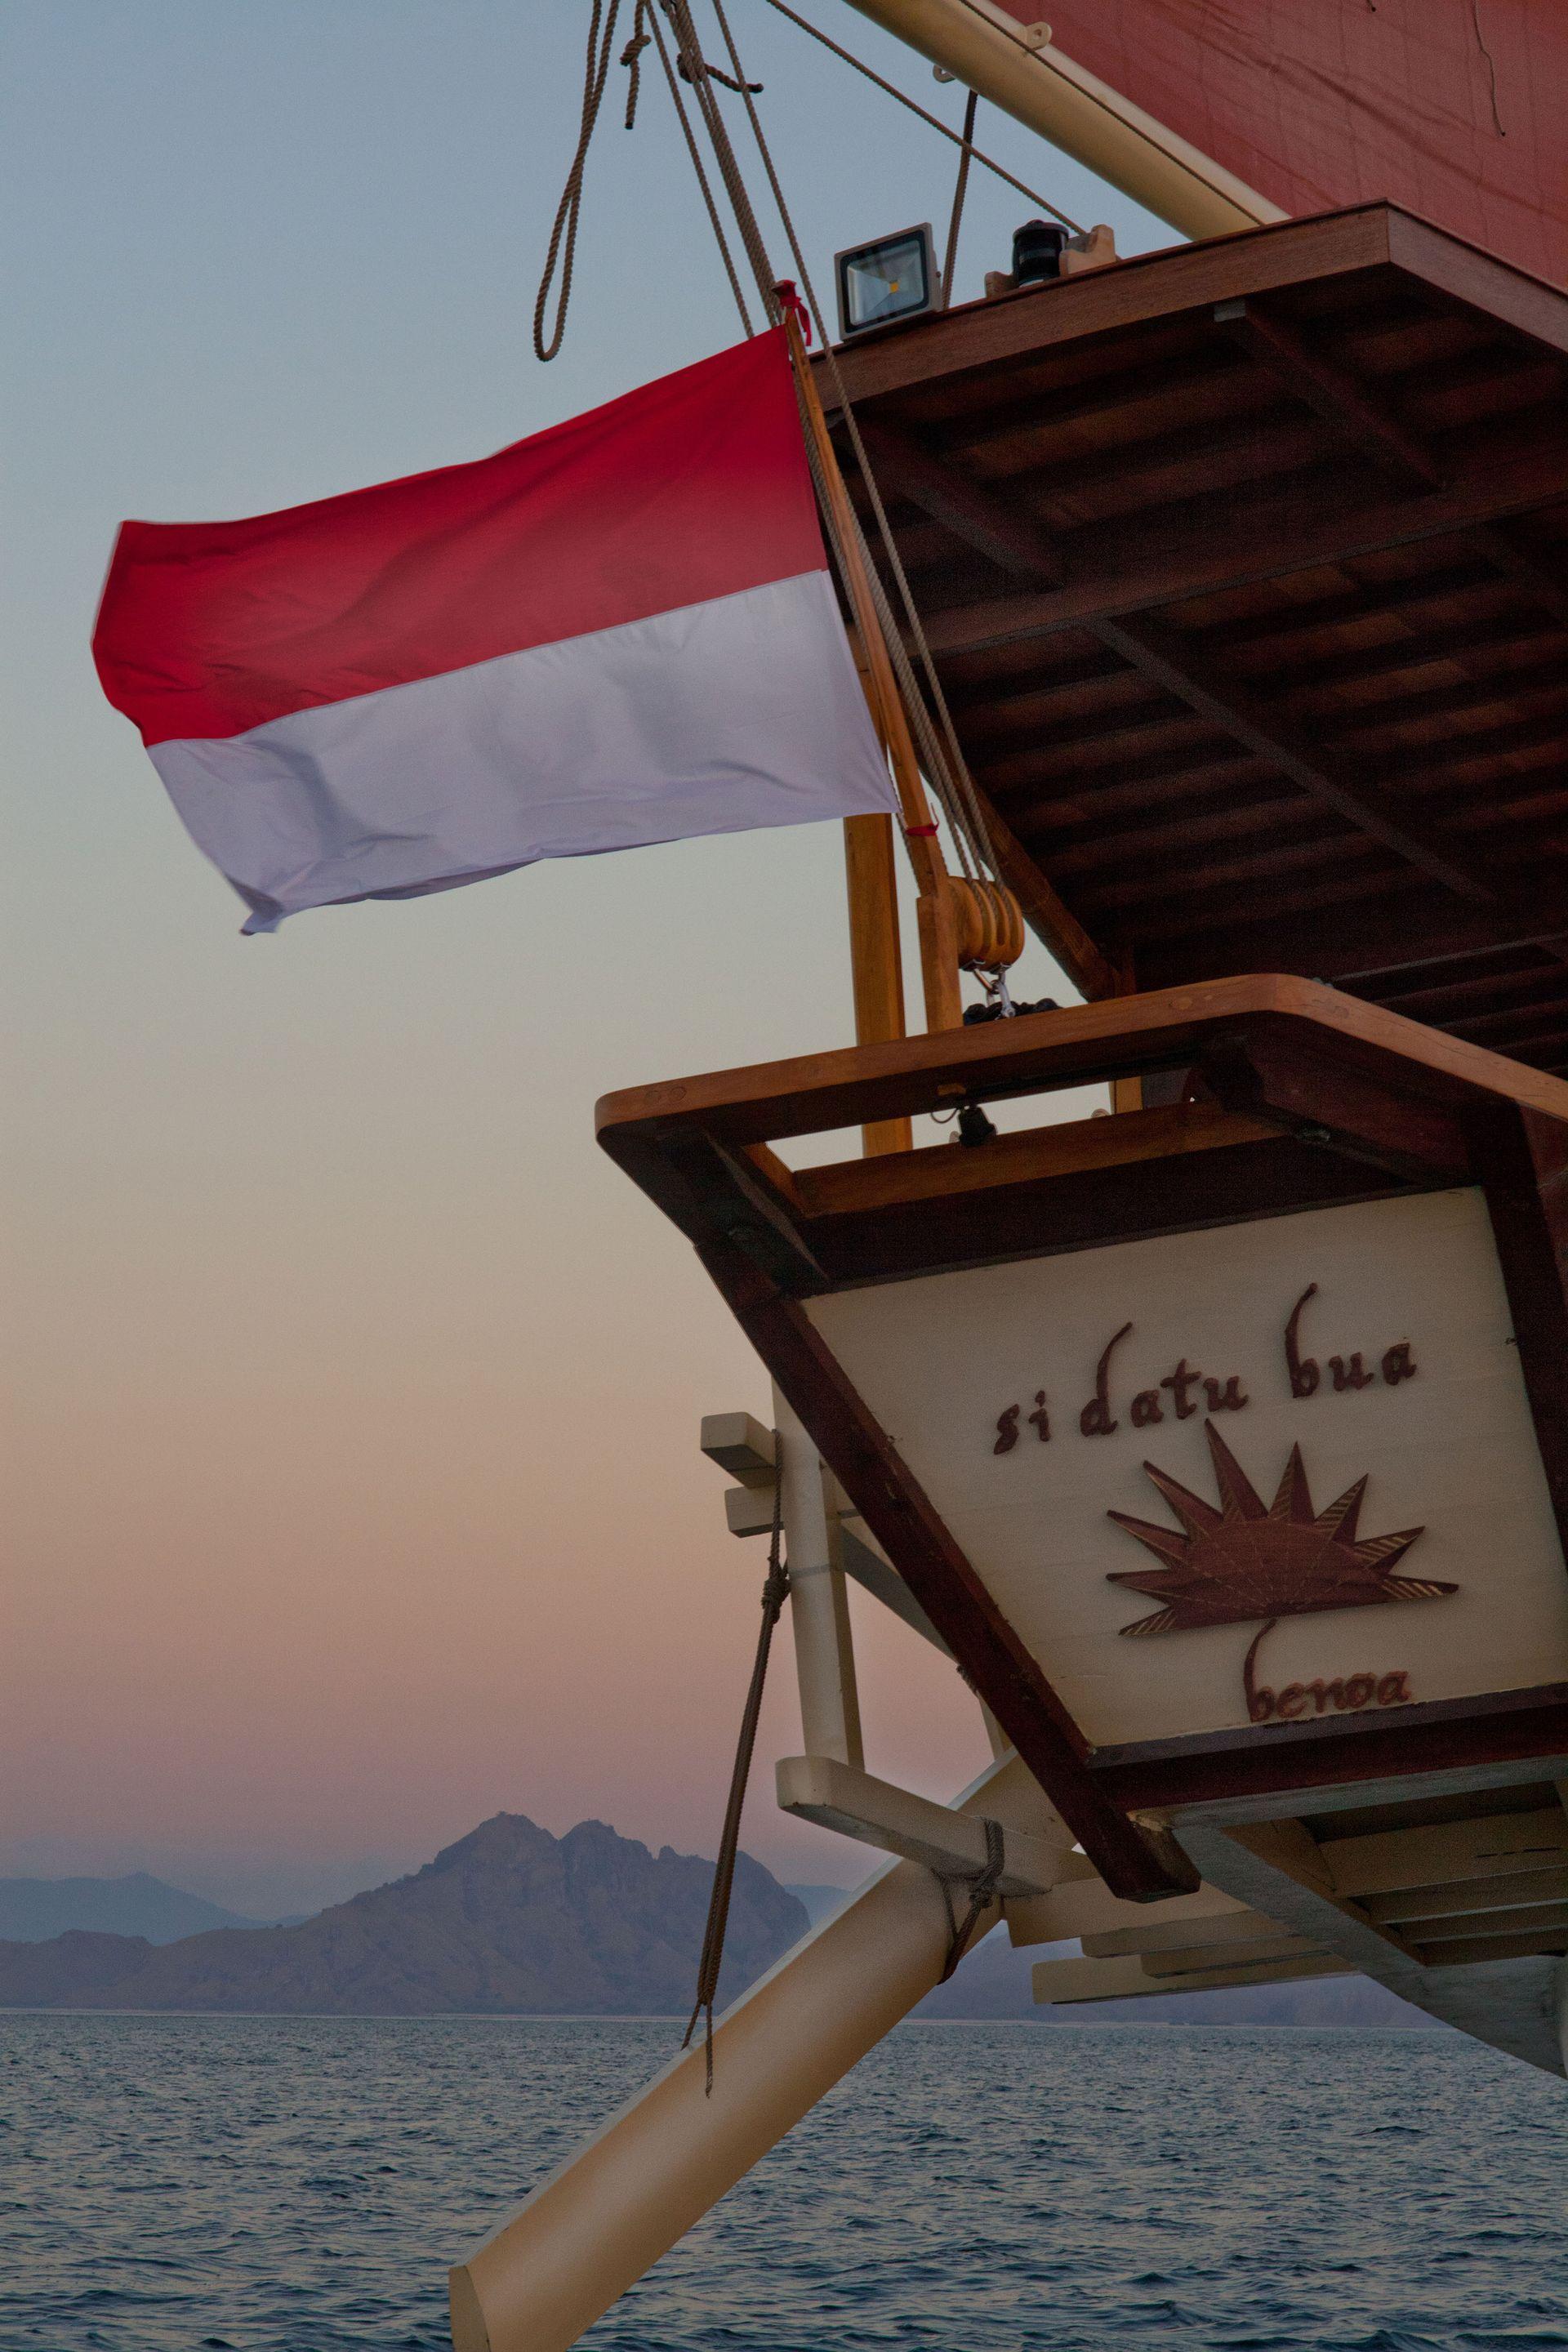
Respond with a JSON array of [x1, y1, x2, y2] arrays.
[[810, 1187, 1568, 1756], [599, 978, 1568, 1893]]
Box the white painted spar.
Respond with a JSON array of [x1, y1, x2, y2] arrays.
[[148, 571, 898, 930], [447, 1751, 1072, 2352]]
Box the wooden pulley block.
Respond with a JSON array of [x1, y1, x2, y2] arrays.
[[951, 877, 1026, 971]]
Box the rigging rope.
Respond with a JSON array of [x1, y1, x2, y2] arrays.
[[760, 0, 1081, 234], [941, 88, 979, 309], [937, 1815, 1007, 1980], [682, 1468, 791, 2093], [640, 0, 755, 332], [537, 0, 1033, 935], [534, 0, 625, 362], [705, 0, 1003, 893]]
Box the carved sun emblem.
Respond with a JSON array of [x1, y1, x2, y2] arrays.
[[1107, 1420, 1455, 1637]]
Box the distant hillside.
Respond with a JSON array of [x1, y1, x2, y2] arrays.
[[0, 1873, 277, 1944], [782, 1884, 849, 1927], [0, 1815, 806, 2016]]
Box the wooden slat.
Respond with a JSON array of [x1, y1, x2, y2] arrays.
[[1410, 1928, 1568, 1966], [1405, 1900, 1568, 1944], [1364, 1864, 1568, 1925], [1135, 894, 1568, 991], [919, 445, 1568, 659], [858, 421, 1532, 906], [1317, 1806, 1568, 1898], [1140, 1931, 1317, 1977], [1033, 1952, 1350, 2004], [818, 207, 1401, 409], [1214, 296, 1440, 483], [596, 974, 1568, 1155], [791, 1104, 1281, 1223], [1081, 1907, 1294, 1960]]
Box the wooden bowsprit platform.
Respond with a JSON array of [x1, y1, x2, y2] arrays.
[[818, 203, 1568, 1052], [448, 206, 1568, 2352], [599, 978, 1568, 2042]]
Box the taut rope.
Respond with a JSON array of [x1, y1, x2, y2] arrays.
[[937, 1816, 1007, 1980], [683, 1469, 791, 2092]]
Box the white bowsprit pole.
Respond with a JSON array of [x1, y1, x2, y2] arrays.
[[448, 1750, 1065, 2352]]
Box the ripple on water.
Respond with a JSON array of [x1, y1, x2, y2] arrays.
[[2, 2017, 1566, 2350]]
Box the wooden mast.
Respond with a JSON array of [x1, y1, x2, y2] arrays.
[[786, 312, 965, 1169]]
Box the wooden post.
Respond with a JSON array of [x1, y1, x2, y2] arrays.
[[1111, 948, 1143, 1111], [844, 813, 913, 1155], [773, 1387, 864, 1770], [786, 315, 964, 1036]]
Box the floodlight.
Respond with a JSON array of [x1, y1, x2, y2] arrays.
[[834, 224, 940, 339]]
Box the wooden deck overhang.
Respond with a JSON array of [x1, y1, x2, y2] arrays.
[[599, 982, 1568, 1891], [814, 203, 1568, 1058]]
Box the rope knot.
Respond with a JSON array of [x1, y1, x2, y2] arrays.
[[773, 278, 813, 345], [937, 1816, 1006, 1981]]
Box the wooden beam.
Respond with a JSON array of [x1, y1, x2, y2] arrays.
[[1095, 609, 1498, 902], [793, 1103, 1282, 1221], [858, 417, 1064, 580], [1213, 296, 1440, 483], [1406, 1900, 1568, 1945], [1032, 1951, 1349, 2004], [843, 813, 912, 1156], [1138, 895, 1568, 991], [1139, 1931, 1318, 1976], [775, 1753, 1067, 1895], [1408, 1927, 1568, 1967], [699, 1410, 775, 1487], [1473, 525, 1568, 632], [856, 422, 1512, 905], [918, 443, 1568, 659], [597, 973, 1568, 1158], [1082, 1906, 1296, 1961], [1211, 295, 1568, 639], [817, 207, 1401, 410], [1006, 1876, 1247, 1947], [1316, 1806, 1568, 1900], [1471, 1105, 1568, 1575], [1364, 1864, 1568, 1925]]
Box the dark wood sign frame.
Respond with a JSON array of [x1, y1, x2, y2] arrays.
[[599, 978, 1568, 1900]]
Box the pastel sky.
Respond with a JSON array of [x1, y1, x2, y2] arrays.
[[2, 2, 1171, 1918]]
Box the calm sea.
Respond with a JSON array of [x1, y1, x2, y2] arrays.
[[6, 2014, 1568, 2350]]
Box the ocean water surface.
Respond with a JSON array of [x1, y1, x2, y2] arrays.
[[6, 2014, 1568, 2350]]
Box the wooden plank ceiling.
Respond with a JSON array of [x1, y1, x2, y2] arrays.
[[818, 203, 1568, 1072]]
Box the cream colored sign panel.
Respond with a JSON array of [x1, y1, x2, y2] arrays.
[[808, 1188, 1568, 1748]]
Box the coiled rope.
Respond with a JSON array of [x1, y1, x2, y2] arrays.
[[534, 2, 625, 363]]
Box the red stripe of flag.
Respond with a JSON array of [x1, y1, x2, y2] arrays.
[[93, 327, 822, 746]]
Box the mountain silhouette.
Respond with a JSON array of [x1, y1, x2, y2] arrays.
[[0, 1814, 806, 2016], [0, 1872, 278, 1943]]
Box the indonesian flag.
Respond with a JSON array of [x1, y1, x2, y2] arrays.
[[92, 329, 897, 931]]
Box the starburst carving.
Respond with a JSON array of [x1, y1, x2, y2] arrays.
[[1107, 1420, 1454, 1637]]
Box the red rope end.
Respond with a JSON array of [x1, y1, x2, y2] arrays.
[[774, 278, 813, 345]]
